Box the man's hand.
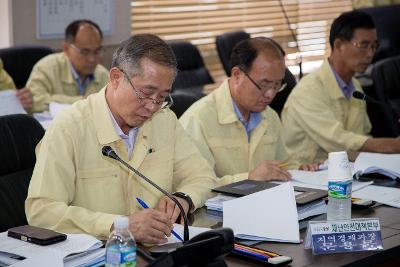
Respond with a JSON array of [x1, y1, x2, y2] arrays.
[[248, 160, 291, 181], [128, 209, 173, 244], [16, 88, 33, 111], [299, 163, 320, 171], [156, 196, 189, 224]]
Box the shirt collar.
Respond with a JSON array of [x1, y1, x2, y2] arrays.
[[329, 63, 355, 99], [232, 97, 262, 140]]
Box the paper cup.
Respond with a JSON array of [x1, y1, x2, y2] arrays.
[[328, 151, 351, 181]]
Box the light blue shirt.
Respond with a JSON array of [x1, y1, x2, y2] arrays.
[[330, 64, 355, 99], [70, 65, 95, 96], [232, 100, 262, 141], [108, 109, 138, 160]]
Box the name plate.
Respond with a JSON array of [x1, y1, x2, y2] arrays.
[[304, 218, 383, 254]]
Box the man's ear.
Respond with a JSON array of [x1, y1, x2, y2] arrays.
[[109, 67, 122, 88], [231, 66, 242, 81], [333, 38, 345, 53]]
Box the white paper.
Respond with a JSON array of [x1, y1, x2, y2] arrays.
[[280, 179, 373, 192], [49, 102, 72, 118], [289, 169, 328, 186], [0, 90, 27, 116], [223, 183, 300, 243], [166, 224, 210, 244], [0, 232, 102, 267], [353, 185, 400, 208], [354, 152, 400, 179]]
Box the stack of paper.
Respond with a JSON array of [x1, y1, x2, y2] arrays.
[[0, 90, 27, 116], [0, 232, 104, 267], [353, 152, 400, 179], [205, 193, 326, 221], [353, 185, 400, 208], [223, 183, 300, 243]]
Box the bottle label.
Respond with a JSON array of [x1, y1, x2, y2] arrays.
[[328, 180, 352, 199], [106, 246, 136, 266]]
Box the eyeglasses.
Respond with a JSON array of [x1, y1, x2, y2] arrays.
[[119, 68, 173, 110], [239, 67, 287, 93], [351, 41, 379, 52], [70, 43, 104, 57]]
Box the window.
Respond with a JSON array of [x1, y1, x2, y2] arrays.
[[131, 0, 352, 81]]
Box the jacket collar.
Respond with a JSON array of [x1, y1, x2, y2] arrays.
[[215, 79, 241, 124]]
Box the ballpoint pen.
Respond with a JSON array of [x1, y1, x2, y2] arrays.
[[278, 162, 289, 169], [136, 197, 184, 242]]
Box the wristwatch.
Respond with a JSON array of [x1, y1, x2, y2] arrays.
[[173, 192, 194, 213]]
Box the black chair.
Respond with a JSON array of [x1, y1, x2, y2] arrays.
[[170, 92, 202, 118], [357, 5, 400, 63], [363, 55, 400, 137], [0, 45, 54, 88], [0, 114, 45, 232], [215, 31, 297, 116], [168, 41, 214, 91], [216, 31, 250, 77]]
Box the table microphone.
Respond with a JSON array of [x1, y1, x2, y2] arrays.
[[353, 91, 400, 121], [101, 146, 190, 242]]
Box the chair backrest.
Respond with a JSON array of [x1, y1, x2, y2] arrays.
[[0, 114, 45, 231], [168, 41, 214, 91], [365, 55, 400, 137], [269, 68, 297, 116], [357, 5, 400, 63], [215, 31, 250, 76], [170, 92, 202, 118], [0, 45, 54, 88]]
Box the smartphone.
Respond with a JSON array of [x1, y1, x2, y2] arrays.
[[232, 243, 292, 265], [8, 225, 67, 246]]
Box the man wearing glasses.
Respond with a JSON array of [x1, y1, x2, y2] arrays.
[[26, 34, 217, 244], [26, 19, 108, 112], [180, 37, 318, 186], [281, 10, 400, 165]]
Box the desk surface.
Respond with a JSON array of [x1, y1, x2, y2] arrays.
[[139, 204, 400, 267]]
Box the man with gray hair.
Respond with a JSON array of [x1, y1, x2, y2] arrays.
[[26, 34, 217, 243]]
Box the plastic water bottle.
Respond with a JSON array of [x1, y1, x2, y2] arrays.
[[105, 217, 136, 267], [327, 151, 352, 221]]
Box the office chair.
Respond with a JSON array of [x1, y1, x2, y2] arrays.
[[168, 41, 214, 91], [215, 31, 296, 116], [363, 55, 400, 137], [170, 92, 202, 118], [357, 5, 400, 63], [0, 45, 54, 88], [0, 114, 45, 232]]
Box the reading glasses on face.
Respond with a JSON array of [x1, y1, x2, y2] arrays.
[[119, 68, 173, 110], [70, 43, 104, 57], [239, 66, 287, 94], [351, 41, 379, 53]]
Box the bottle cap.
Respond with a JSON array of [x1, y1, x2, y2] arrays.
[[328, 151, 352, 182], [114, 216, 129, 230]]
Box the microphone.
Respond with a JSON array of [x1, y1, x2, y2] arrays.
[[101, 146, 190, 242], [277, 0, 303, 79], [352, 91, 383, 105]]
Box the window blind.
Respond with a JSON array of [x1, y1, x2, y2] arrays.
[[131, 0, 352, 82]]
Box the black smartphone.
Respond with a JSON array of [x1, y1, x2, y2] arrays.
[[8, 225, 67, 246]]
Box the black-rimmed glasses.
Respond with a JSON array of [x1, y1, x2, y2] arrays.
[[119, 68, 173, 110], [239, 67, 287, 93]]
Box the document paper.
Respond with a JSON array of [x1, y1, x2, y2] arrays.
[[353, 185, 400, 208], [0, 90, 27, 116], [223, 182, 300, 243]]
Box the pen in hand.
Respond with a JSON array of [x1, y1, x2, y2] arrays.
[[136, 197, 184, 242]]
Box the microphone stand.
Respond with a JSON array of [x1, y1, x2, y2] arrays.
[[102, 146, 190, 242]]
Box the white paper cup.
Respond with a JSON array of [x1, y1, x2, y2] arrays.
[[328, 151, 352, 181]]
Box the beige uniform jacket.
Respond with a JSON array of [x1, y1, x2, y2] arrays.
[[26, 87, 217, 240], [0, 58, 16, 89], [281, 60, 371, 165], [179, 80, 299, 186], [26, 52, 109, 112]]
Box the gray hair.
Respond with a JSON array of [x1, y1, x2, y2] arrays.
[[111, 34, 177, 78]]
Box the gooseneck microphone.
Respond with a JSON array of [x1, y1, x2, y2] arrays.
[[102, 146, 190, 242], [352, 91, 383, 105]]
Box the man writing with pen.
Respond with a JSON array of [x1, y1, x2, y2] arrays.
[[25, 34, 217, 244], [180, 37, 320, 186]]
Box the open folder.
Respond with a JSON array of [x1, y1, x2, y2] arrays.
[[223, 183, 300, 243]]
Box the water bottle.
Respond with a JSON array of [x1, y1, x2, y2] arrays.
[[327, 151, 352, 221], [105, 217, 136, 267]]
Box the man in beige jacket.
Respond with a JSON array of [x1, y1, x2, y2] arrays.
[[26, 19, 108, 112], [281, 11, 400, 165]]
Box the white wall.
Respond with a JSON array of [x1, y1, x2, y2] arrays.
[[0, 0, 12, 48]]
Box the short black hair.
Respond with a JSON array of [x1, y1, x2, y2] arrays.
[[329, 10, 375, 49], [65, 19, 103, 43], [111, 34, 177, 77], [230, 37, 285, 73]]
